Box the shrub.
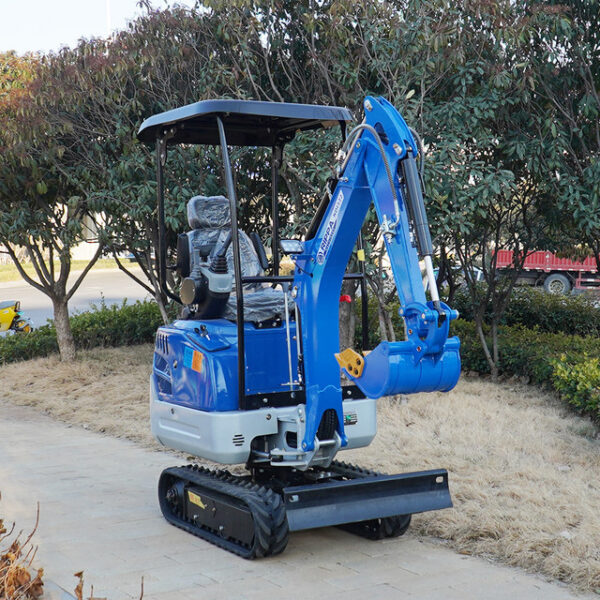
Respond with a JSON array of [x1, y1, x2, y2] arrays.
[[452, 284, 600, 337], [551, 355, 600, 418], [450, 319, 600, 382], [451, 318, 600, 421], [0, 300, 163, 365], [71, 300, 163, 349], [0, 325, 58, 364]]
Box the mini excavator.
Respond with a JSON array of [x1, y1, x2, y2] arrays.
[[137, 96, 461, 558]]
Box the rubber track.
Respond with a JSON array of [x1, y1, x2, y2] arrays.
[[159, 465, 288, 559]]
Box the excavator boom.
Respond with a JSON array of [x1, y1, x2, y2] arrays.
[[293, 96, 460, 457]]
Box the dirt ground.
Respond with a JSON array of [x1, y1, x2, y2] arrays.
[[2, 345, 599, 592]]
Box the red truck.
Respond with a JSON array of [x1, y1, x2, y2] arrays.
[[496, 250, 599, 294]]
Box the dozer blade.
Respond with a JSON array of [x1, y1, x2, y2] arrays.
[[283, 468, 451, 532]]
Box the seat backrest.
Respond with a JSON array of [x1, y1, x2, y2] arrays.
[[186, 195, 263, 281], [187, 195, 231, 229]]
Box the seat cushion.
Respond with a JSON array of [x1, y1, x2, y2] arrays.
[[223, 287, 287, 323]]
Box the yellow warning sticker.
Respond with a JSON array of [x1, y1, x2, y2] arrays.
[[188, 491, 207, 509], [192, 350, 203, 373]]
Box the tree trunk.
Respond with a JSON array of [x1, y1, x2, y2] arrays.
[[148, 269, 170, 324], [53, 298, 76, 361], [376, 303, 388, 342], [383, 309, 397, 342], [156, 292, 170, 324], [475, 317, 498, 381]]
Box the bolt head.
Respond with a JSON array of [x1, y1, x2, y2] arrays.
[[393, 143, 402, 155], [302, 441, 307, 449], [364, 99, 373, 111]]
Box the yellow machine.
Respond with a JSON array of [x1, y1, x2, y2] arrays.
[[0, 301, 33, 333]]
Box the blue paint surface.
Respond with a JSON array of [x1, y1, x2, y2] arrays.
[[152, 96, 461, 457], [153, 319, 298, 411]]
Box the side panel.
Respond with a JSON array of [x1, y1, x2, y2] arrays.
[[244, 324, 299, 395], [153, 321, 237, 412], [152, 319, 298, 411]]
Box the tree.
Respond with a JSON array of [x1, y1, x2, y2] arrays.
[[527, 1, 600, 269], [420, 1, 559, 378], [3, 0, 581, 370], [0, 51, 105, 360]]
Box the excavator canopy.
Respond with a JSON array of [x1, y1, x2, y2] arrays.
[[137, 99, 353, 146]]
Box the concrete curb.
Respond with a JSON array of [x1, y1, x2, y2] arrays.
[[43, 581, 77, 600]]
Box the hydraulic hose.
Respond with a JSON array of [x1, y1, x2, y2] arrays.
[[338, 123, 401, 228]]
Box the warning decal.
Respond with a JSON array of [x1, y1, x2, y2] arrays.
[[188, 490, 207, 509], [183, 346, 204, 373]]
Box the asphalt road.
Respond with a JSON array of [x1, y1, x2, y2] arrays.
[[0, 268, 152, 328]]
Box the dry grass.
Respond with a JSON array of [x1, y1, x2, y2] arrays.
[[2, 346, 600, 592], [0, 345, 158, 449]]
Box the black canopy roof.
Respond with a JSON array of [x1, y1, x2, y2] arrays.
[[137, 99, 353, 146]]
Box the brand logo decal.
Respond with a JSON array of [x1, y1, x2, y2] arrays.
[[316, 190, 345, 265]]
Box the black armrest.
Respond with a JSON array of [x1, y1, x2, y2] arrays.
[[250, 232, 269, 271]]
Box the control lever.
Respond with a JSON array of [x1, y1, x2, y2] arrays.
[[209, 231, 232, 274]]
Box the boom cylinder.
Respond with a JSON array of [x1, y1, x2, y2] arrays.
[[401, 152, 433, 258]]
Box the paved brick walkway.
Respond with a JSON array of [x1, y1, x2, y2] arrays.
[[0, 402, 592, 600]]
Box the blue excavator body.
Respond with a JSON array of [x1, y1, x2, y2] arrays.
[[139, 96, 461, 558]]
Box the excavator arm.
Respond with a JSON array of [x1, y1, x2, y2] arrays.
[[292, 96, 461, 455]]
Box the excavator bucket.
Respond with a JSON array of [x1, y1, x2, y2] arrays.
[[283, 468, 451, 531]]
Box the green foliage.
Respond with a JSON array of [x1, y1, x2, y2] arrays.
[[551, 354, 600, 418], [3, 0, 600, 368], [0, 325, 58, 364], [452, 285, 600, 337], [0, 301, 163, 365], [451, 319, 600, 379], [354, 297, 600, 420], [450, 319, 600, 420], [70, 301, 164, 349], [527, 1, 600, 266]]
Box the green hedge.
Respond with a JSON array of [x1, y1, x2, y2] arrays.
[[354, 298, 600, 419], [551, 354, 600, 416], [71, 300, 163, 349], [0, 300, 163, 365], [450, 319, 600, 420], [2, 295, 599, 422], [452, 285, 600, 337]]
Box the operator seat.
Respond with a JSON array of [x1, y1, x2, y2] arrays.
[[186, 195, 286, 323]]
